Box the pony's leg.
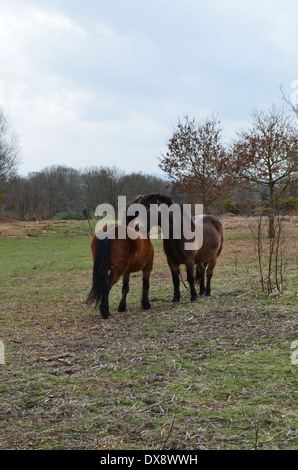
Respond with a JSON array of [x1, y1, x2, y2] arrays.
[[196, 264, 206, 296], [118, 272, 130, 312], [101, 270, 121, 318], [142, 252, 153, 310], [185, 260, 197, 303], [141, 277, 151, 310], [205, 259, 216, 297], [141, 264, 152, 310], [169, 261, 180, 303], [99, 278, 111, 319]]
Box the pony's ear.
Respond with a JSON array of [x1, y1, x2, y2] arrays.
[[155, 193, 160, 204]]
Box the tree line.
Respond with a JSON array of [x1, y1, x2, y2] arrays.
[[0, 165, 169, 220], [0, 99, 297, 230]]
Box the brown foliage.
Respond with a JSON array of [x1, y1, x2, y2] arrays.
[[230, 106, 298, 237], [159, 116, 231, 211]]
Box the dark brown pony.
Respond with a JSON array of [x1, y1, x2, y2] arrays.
[[124, 193, 224, 303], [87, 224, 154, 318]]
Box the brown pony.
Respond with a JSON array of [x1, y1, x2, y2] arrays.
[[124, 193, 224, 303], [87, 224, 154, 318]]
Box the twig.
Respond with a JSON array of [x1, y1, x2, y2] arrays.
[[161, 407, 177, 450], [254, 420, 259, 450], [86, 213, 96, 236], [179, 272, 190, 292]]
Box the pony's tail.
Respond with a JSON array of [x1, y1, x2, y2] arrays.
[[87, 236, 111, 307]]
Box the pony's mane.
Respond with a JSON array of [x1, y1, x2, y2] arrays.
[[126, 194, 143, 206], [154, 193, 174, 206], [138, 193, 174, 207]]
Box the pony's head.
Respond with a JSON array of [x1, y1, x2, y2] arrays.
[[137, 193, 174, 207], [123, 193, 175, 229]]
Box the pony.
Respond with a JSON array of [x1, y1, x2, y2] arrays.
[[124, 193, 224, 304], [87, 223, 154, 319]]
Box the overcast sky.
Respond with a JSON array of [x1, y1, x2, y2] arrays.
[[1, 0, 298, 176]]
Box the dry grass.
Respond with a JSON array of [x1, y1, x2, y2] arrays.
[[0, 216, 297, 450]]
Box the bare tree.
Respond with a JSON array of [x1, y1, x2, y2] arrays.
[[159, 115, 230, 212], [231, 106, 298, 238], [280, 83, 298, 119], [26, 173, 49, 219], [37, 165, 82, 217], [0, 107, 20, 182], [81, 166, 125, 215], [245, 212, 288, 295], [4, 176, 28, 220]]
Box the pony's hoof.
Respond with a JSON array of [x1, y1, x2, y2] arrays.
[[190, 299, 197, 304], [118, 306, 126, 312], [101, 313, 111, 319], [142, 302, 151, 310], [170, 298, 180, 304], [142, 301, 151, 310]]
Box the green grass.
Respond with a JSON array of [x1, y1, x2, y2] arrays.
[[0, 218, 297, 450]]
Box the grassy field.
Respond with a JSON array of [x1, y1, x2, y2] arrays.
[[0, 216, 297, 450]]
